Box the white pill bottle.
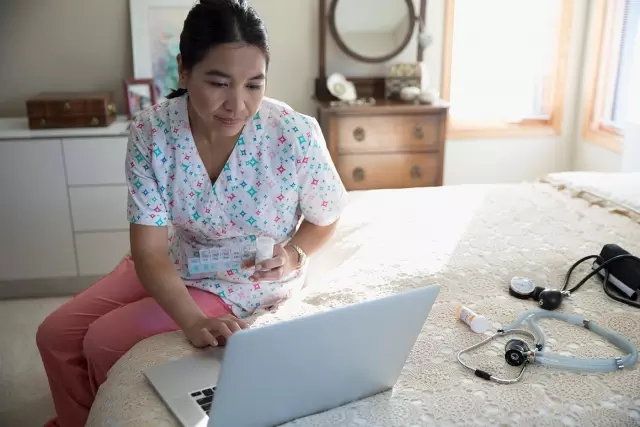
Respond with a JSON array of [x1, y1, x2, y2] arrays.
[[456, 305, 490, 333], [255, 236, 275, 263]]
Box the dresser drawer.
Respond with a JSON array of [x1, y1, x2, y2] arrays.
[[337, 153, 441, 190], [63, 137, 127, 185], [337, 114, 442, 154]]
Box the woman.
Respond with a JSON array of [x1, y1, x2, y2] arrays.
[[36, 1, 347, 425]]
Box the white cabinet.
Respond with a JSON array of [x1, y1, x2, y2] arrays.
[[75, 231, 130, 276], [0, 139, 77, 280], [69, 186, 129, 232], [63, 137, 128, 185], [0, 117, 132, 296]]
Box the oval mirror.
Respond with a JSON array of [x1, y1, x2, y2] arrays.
[[329, 0, 416, 63]]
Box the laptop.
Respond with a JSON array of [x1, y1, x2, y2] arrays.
[[144, 284, 441, 427]]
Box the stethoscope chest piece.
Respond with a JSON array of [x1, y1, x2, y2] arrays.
[[457, 329, 535, 384], [504, 339, 531, 366]]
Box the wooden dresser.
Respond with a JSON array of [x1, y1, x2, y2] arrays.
[[316, 100, 449, 191]]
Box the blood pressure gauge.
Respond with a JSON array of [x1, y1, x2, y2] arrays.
[[509, 276, 567, 310], [509, 277, 537, 299]]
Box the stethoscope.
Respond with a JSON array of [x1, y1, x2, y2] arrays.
[[457, 309, 638, 384]]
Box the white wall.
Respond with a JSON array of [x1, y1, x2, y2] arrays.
[[573, 143, 622, 171]]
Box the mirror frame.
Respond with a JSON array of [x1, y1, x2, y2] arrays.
[[328, 0, 417, 64], [314, 0, 427, 102]]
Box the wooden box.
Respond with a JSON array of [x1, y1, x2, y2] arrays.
[[26, 92, 117, 129], [385, 63, 422, 100]]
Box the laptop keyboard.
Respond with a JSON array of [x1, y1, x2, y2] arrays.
[[190, 386, 216, 415]]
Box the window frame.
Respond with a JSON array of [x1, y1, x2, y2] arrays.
[[580, 0, 635, 152], [440, 0, 574, 139]]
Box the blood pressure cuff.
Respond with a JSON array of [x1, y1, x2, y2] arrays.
[[592, 244, 640, 299]]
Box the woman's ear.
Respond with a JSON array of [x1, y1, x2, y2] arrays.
[[177, 54, 187, 88]]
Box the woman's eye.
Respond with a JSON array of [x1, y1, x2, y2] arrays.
[[209, 82, 228, 88], [247, 85, 262, 90]]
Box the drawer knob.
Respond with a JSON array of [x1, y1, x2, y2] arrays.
[[352, 167, 365, 182], [413, 126, 424, 139], [410, 165, 422, 179], [64, 102, 71, 111], [353, 127, 366, 142], [90, 117, 99, 126]]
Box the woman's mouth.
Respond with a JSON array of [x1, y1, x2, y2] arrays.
[[215, 116, 243, 126]]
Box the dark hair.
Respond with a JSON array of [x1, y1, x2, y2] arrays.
[[166, 0, 269, 99]]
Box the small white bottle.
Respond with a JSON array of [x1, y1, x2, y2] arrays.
[[456, 305, 490, 333], [255, 236, 275, 263]]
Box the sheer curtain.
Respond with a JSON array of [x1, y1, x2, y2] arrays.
[[448, 0, 560, 123], [621, 24, 640, 172]]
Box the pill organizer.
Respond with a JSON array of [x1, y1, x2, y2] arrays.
[[187, 245, 253, 275]]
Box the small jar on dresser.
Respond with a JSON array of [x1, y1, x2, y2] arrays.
[[316, 100, 449, 191]]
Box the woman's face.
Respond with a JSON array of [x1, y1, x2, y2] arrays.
[[178, 43, 267, 137]]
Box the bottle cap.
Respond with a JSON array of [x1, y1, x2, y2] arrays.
[[471, 316, 491, 333]]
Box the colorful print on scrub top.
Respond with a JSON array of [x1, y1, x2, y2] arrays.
[[125, 94, 348, 318]]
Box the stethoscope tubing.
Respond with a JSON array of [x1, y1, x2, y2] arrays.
[[457, 309, 638, 383]]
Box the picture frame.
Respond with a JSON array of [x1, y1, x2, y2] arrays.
[[124, 78, 157, 119], [129, 0, 195, 100]]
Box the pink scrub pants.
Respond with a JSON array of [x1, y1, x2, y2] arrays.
[[36, 255, 231, 427]]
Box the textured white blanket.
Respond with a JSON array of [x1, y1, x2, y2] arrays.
[[87, 173, 640, 426]]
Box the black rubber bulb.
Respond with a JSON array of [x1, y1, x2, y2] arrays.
[[537, 289, 563, 310]]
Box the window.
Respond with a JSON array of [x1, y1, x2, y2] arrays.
[[440, 0, 574, 138], [582, 0, 640, 151]]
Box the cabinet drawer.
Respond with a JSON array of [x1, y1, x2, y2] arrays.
[[337, 114, 442, 154], [63, 137, 127, 185], [337, 153, 440, 191], [75, 231, 130, 276], [70, 186, 129, 231]]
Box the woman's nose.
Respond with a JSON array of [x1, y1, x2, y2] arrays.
[[223, 91, 245, 116]]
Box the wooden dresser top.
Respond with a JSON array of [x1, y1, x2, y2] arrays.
[[315, 99, 450, 116]]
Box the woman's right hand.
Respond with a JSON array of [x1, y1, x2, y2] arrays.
[[183, 314, 250, 348]]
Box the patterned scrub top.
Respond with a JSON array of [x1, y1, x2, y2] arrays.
[[125, 94, 348, 318]]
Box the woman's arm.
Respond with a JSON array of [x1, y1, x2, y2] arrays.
[[131, 224, 248, 347], [130, 224, 205, 331], [285, 219, 338, 260]]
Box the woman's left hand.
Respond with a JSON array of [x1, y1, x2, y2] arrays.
[[243, 244, 297, 282]]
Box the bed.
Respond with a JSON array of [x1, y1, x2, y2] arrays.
[[86, 171, 640, 426]]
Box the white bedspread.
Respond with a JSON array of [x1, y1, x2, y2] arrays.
[[87, 173, 640, 426]]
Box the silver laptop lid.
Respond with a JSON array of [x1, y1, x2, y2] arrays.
[[208, 284, 441, 427]]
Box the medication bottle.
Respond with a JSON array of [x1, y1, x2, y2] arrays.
[[255, 236, 275, 263], [456, 305, 490, 333]]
